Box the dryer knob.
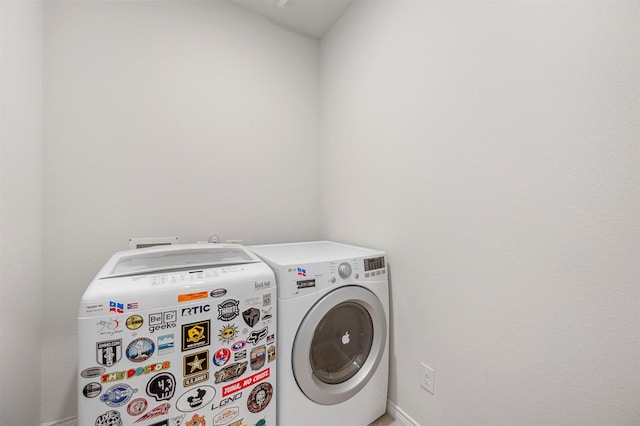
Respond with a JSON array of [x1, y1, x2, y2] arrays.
[[338, 262, 352, 279]]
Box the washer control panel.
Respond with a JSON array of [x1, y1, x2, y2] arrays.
[[328, 255, 387, 284], [338, 262, 352, 279]]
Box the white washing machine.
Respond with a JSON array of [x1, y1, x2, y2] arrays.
[[249, 241, 389, 426], [78, 244, 278, 426]]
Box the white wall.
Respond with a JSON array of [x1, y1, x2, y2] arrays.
[[0, 1, 43, 425], [321, 2, 639, 425], [42, 1, 320, 422]]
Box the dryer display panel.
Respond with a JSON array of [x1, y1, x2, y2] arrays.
[[364, 256, 385, 271]]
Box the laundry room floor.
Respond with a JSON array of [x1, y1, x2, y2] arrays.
[[369, 413, 401, 425]]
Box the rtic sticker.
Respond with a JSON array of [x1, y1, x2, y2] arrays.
[[95, 410, 122, 426], [246, 326, 268, 344], [100, 384, 138, 407], [146, 372, 176, 402], [242, 308, 260, 327], [182, 320, 210, 351], [96, 339, 122, 367], [221, 368, 270, 397], [178, 291, 208, 303], [218, 299, 240, 321], [217, 323, 238, 344], [176, 386, 216, 412], [181, 304, 210, 317], [247, 382, 273, 413], [126, 338, 155, 362], [214, 362, 248, 384]]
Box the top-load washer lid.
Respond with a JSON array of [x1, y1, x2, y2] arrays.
[[101, 244, 260, 278]]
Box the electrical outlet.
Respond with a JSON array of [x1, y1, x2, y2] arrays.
[[420, 362, 434, 394]]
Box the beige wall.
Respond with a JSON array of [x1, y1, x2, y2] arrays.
[[0, 1, 44, 425], [42, 1, 321, 422], [321, 1, 639, 425]]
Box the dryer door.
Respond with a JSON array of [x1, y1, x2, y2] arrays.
[[292, 285, 387, 405]]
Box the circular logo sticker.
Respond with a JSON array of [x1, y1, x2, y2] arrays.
[[213, 348, 231, 367], [230, 340, 246, 351], [247, 382, 273, 413], [127, 398, 148, 416], [80, 366, 106, 378], [100, 384, 137, 407], [210, 288, 227, 298], [176, 386, 216, 412], [126, 338, 155, 362], [218, 324, 238, 344], [95, 410, 122, 426], [126, 315, 143, 330], [82, 382, 102, 398]]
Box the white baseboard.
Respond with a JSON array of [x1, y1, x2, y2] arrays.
[[41, 416, 77, 426], [387, 399, 421, 426]]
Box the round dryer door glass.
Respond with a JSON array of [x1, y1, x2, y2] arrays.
[[309, 302, 374, 384], [292, 285, 387, 405]]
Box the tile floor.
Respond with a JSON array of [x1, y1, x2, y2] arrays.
[[369, 413, 401, 426]]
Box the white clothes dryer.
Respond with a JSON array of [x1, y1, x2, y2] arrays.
[[249, 241, 389, 426]]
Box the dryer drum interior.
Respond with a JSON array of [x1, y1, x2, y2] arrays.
[[292, 285, 387, 405]]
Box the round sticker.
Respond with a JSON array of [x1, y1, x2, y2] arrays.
[[176, 386, 216, 412], [100, 384, 137, 407], [210, 288, 227, 298], [126, 315, 143, 330], [95, 409, 122, 426], [80, 366, 106, 378], [218, 324, 238, 344], [127, 398, 148, 416], [213, 348, 231, 367], [83, 382, 102, 398], [230, 340, 246, 351], [247, 382, 273, 413], [126, 338, 155, 362]]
